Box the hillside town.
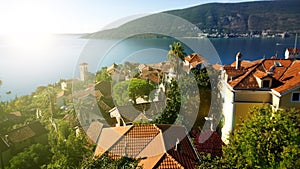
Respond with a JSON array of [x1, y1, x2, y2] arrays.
[[1, 40, 300, 168]]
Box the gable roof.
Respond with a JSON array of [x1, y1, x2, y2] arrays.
[[223, 58, 300, 95], [3, 121, 47, 144], [94, 124, 199, 169], [185, 53, 207, 68], [273, 60, 300, 95], [86, 121, 104, 144], [109, 101, 165, 122]]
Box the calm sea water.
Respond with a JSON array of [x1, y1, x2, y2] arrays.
[[0, 35, 298, 101]]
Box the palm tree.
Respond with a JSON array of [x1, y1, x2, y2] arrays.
[[167, 42, 186, 79]]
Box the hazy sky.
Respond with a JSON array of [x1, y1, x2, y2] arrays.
[[0, 0, 261, 34]]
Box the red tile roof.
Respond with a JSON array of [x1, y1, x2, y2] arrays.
[[94, 124, 199, 169], [185, 53, 207, 68], [273, 60, 300, 94], [194, 130, 224, 157], [223, 59, 300, 95], [5, 122, 47, 144], [287, 48, 300, 54]]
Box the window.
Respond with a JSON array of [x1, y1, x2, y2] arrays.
[[262, 80, 270, 88], [292, 92, 300, 102], [274, 61, 283, 67]]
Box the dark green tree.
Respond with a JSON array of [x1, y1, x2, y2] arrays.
[[191, 68, 211, 89], [197, 106, 300, 168], [81, 153, 141, 169], [112, 80, 131, 106], [46, 116, 91, 168], [128, 78, 155, 104], [167, 42, 186, 79], [95, 67, 112, 83], [7, 144, 51, 169], [223, 106, 300, 168], [155, 80, 181, 124]]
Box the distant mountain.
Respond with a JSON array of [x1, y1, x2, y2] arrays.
[[84, 0, 300, 38], [165, 0, 300, 34]]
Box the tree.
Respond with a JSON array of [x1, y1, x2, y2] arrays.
[[167, 42, 186, 79], [223, 106, 300, 168], [128, 78, 155, 104], [113, 79, 155, 106], [154, 80, 181, 124], [46, 115, 91, 169], [112, 80, 131, 106], [81, 153, 141, 169], [191, 68, 211, 89], [7, 144, 51, 169], [95, 67, 112, 83], [197, 106, 300, 168]]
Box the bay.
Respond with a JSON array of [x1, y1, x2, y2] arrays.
[[0, 35, 298, 101]]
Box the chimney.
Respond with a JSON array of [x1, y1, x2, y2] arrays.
[[205, 116, 214, 131], [175, 138, 180, 152], [235, 52, 242, 69]]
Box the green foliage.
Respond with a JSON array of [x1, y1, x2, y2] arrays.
[[113, 79, 155, 105], [166, 1, 300, 33], [113, 80, 131, 106], [168, 42, 186, 61], [81, 153, 141, 169], [95, 67, 112, 83], [7, 144, 51, 169], [223, 106, 300, 169], [198, 153, 228, 169], [155, 80, 181, 124], [167, 42, 186, 79], [128, 78, 155, 104], [197, 106, 300, 168], [46, 116, 91, 169], [191, 68, 211, 89]]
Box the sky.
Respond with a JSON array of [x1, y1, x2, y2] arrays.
[[0, 0, 262, 35]]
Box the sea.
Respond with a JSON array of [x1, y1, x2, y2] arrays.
[[0, 34, 298, 101]]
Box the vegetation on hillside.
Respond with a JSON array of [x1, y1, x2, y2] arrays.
[[199, 106, 300, 169]]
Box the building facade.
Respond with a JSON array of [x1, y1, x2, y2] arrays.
[[220, 54, 300, 143]]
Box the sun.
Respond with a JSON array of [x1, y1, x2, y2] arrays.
[[2, 1, 57, 51]]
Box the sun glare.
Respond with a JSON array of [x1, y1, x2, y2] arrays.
[[2, 1, 57, 51]]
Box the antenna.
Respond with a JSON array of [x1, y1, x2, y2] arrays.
[[294, 33, 298, 51]]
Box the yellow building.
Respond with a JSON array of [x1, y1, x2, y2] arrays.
[[220, 53, 300, 143]]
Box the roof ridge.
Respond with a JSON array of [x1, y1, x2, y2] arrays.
[[278, 60, 295, 81], [166, 153, 184, 169], [106, 125, 133, 154], [154, 153, 184, 169], [232, 59, 263, 88]]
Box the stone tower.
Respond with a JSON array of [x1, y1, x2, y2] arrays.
[[80, 63, 88, 81]]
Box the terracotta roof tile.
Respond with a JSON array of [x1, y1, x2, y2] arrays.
[[95, 124, 199, 169], [223, 59, 299, 92], [155, 153, 184, 169], [108, 125, 160, 159], [5, 122, 46, 143], [139, 153, 165, 169], [185, 53, 207, 68], [94, 126, 132, 157], [194, 130, 224, 157], [287, 48, 300, 54], [273, 60, 300, 94], [253, 70, 268, 79]]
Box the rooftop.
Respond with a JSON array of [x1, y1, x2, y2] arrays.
[[223, 58, 300, 95], [94, 124, 198, 169]]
